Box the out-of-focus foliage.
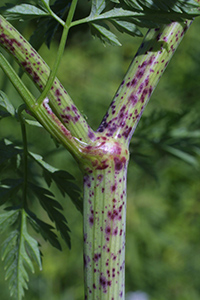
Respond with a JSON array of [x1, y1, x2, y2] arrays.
[[0, 1, 200, 299]]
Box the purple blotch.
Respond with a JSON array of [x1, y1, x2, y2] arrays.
[[89, 216, 94, 226], [128, 94, 138, 105], [99, 275, 110, 290], [55, 89, 61, 96], [93, 283, 96, 289], [93, 253, 101, 262], [113, 227, 118, 235], [88, 130, 95, 140], [122, 127, 132, 139], [105, 226, 111, 235], [140, 88, 148, 103], [111, 184, 116, 192], [137, 82, 144, 94], [114, 157, 126, 172], [136, 70, 145, 79]]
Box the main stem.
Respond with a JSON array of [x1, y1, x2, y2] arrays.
[[80, 21, 192, 300], [0, 11, 194, 300], [80, 138, 129, 299]]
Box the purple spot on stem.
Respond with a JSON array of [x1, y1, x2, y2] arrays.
[[114, 157, 126, 172]]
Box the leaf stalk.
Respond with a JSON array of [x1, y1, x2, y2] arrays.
[[18, 104, 28, 208], [36, 0, 78, 106]]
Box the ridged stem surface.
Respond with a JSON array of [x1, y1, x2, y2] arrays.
[[81, 139, 129, 300], [0, 15, 94, 143], [97, 21, 192, 145], [0, 14, 193, 300]]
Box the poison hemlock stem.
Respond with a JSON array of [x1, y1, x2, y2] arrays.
[[0, 13, 193, 300]]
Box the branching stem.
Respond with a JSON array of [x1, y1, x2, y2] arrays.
[[0, 7, 195, 300]]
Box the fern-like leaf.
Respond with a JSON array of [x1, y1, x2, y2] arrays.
[[29, 184, 71, 248], [1, 209, 42, 300], [88, 0, 200, 45], [29, 151, 83, 213], [27, 210, 62, 250]]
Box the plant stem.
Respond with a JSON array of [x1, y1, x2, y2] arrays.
[[0, 12, 194, 299], [0, 15, 94, 143], [0, 52, 36, 107], [37, 0, 78, 106], [97, 21, 192, 146], [18, 104, 28, 207], [80, 21, 192, 299], [80, 138, 129, 299], [0, 53, 85, 158]]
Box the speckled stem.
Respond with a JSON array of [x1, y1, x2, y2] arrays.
[[97, 21, 192, 146], [0, 13, 193, 300], [81, 138, 129, 300], [81, 21, 192, 299], [0, 15, 94, 143]]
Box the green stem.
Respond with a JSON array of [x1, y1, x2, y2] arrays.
[[81, 139, 129, 299], [97, 21, 192, 146], [80, 21, 193, 299], [37, 0, 78, 106], [18, 104, 28, 208], [40, 0, 65, 26], [0, 52, 36, 108], [0, 53, 85, 159], [0, 15, 94, 143], [66, 0, 78, 27]]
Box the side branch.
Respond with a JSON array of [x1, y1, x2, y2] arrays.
[[0, 15, 95, 144], [97, 21, 192, 145], [0, 52, 84, 160]]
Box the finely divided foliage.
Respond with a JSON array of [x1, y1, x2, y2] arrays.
[[0, 106, 81, 298], [0, 0, 200, 299], [0, 209, 42, 299], [0, 0, 200, 46]]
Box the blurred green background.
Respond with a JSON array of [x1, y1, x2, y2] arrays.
[[0, 1, 200, 299]]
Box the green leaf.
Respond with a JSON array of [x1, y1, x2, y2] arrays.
[[0, 209, 19, 233], [162, 145, 199, 167], [24, 119, 43, 127], [38, 0, 50, 10], [29, 0, 70, 49], [29, 150, 82, 212], [123, 0, 142, 10], [51, 170, 83, 213], [1, 210, 42, 300], [0, 139, 22, 167], [0, 178, 23, 205], [29, 151, 58, 173], [0, 109, 10, 119], [86, 0, 200, 45], [28, 18, 49, 52], [27, 210, 62, 250], [1, 3, 49, 21], [30, 184, 71, 248], [91, 0, 106, 16], [170, 129, 200, 139], [0, 91, 15, 116], [91, 21, 121, 46], [92, 7, 139, 19], [111, 18, 143, 37], [131, 109, 200, 173]]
